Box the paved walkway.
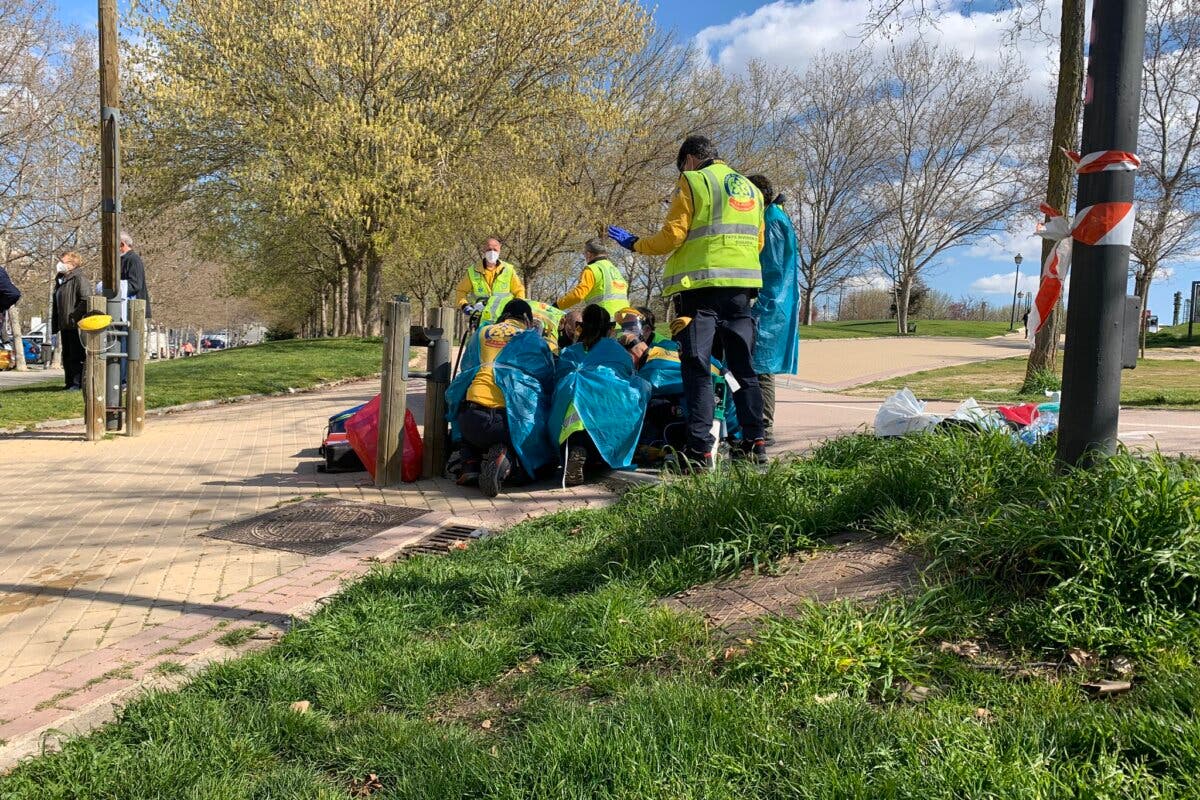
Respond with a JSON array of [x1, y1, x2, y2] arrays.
[[792, 335, 1028, 390], [0, 367, 63, 389]]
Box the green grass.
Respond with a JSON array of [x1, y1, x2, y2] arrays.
[[800, 319, 1014, 339], [4, 433, 1200, 798], [0, 338, 385, 429], [1145, 323, 1196, 348], [857, 355, 1200, 407]]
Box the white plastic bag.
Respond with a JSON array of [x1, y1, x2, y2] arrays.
[[874, 388, 942, 437], [949, 398, 1006, 431]]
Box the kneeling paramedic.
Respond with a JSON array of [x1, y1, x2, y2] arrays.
[[608, 135, 767, 469], [454, 300, 555, 497]]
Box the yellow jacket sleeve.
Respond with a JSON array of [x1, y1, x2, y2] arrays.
[[511, 272, 526, 300], [633, 177, 693, 257], [556, 268, 596, 309], [455, 275, 474, 308]]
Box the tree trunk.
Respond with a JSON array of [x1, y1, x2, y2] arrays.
[[801, 286, 815, 326], [1134, 270, 1153, 358], [7, 303, 26, 370], [319, 285, 329, 337], [897, 275, 913, 335], [347, 260, 363, 336], [1024, 0, 1087, 386], [364, 244, 383, 337]]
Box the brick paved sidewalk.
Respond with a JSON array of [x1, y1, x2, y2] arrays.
[[0, 379, 611, 699]]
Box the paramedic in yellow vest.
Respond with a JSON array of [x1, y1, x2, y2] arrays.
[[607, 135, 767, 469], [456, 299, 535, 497], [555, 238, 629, 316], [455, 237, 526, 315]]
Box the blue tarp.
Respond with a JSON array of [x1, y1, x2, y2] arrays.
[[445, 327, 557, 473], [752, 202, 800, 375], [550, 338, 650, 469]]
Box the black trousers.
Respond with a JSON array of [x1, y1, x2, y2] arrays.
[[62, 328, 85, 390], [673, 287, 765, 453], [457, 402, 528, 481]]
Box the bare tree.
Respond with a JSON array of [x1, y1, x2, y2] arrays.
[[872, 42, 1040, 334], [1131, 0, 1200, 338], [791, 50, 887, 325]]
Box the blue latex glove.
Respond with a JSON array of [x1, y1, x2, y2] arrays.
[[607, 225, 638, 251]]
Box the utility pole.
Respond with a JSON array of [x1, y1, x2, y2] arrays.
[[1173, 291, 1182, 326], [1057, 0, 1147, 467], [99, 0, 122, 429]]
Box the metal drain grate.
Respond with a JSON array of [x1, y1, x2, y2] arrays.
[[398, 524, 491, 558], [201, 498, 430, 555]]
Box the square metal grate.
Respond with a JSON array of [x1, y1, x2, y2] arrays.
[[201, 498, 430, 556]]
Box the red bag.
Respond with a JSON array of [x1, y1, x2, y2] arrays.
[[997, 403, 1040, 428], [345, 394, 424, 482]]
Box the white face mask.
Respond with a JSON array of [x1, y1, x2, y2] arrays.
[[483, 250, 500, 265], [55, 262, 68, 274]]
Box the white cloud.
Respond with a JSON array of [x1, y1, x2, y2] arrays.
[[692, 0, 1059, 96], [843, 269, 892, 290], [971, 271, 1041, 295]]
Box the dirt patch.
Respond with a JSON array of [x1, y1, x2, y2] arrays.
[[665, 532, 923, 636]]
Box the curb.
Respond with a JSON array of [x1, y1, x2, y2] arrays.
[[0, 374, 382, 436], [0, 509, 481, 774]]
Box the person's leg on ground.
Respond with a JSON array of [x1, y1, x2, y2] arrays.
[[758, 373, 776, 444], [675, 290, 719, 463], [63, 330, 84, 390], [714, 291, 765, 458]]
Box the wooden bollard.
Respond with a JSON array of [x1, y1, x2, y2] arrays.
[[375, 296, 411, 487]]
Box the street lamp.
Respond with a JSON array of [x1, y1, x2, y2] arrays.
[[1009, 253, 1024, 331]]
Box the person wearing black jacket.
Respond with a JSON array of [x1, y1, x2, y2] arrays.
[[0, 265, 19, 316], [52, 252, 88, 390], [119, 231, 151, 318]]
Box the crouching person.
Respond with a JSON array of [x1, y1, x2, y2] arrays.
[[448, 300, 557, 497], [551, 305, 650, 486]]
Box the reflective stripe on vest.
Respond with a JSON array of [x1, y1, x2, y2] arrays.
[[583, 258, 629, 315], [467, 262, 516, 303], [663, 163, 763, 297]]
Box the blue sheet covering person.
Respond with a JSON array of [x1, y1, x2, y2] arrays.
[[747, 174, 800, 445], [445, 300, 556, 497], [550, 305, 650, 485]]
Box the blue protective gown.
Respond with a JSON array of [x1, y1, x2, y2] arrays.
[[549, 338, 650, 469], [446, 328, 557, 474], [752, 202, 800, 375]]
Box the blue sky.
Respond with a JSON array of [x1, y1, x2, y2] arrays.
[[52, 0, 1198, 320]]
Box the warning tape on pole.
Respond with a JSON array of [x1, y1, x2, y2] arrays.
[[1026, 151, 1140, 342], [1062, 148, 1141, 173]]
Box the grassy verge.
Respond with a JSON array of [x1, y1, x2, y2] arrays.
[[1146, 323, 1200, 348], [855, 355, 1200, 407], [4, 433, 1199, 797], [800, 319, 1014, 339], [0, 338, 385, 429]]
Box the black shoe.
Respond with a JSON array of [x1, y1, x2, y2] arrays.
[[565, 446, 588, 486], [456, 460, 480, 487], [732, 439, 768, 465], [479, 444, 511, 497]]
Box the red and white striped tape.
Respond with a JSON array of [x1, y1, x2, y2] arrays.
[[1028, 204, 1072, 342], [1062, 148, 1141, 173], [1026, 149, 1140, 342]]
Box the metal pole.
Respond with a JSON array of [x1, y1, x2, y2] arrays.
[[126, 299, 146, 435], [375, 296, 411, 486], [1057, 0, 1147, 467], [1009, 254, 1022, 331], [99, 0, 122, 430], [422, 307, 453, 479], [84, 296, 106, 441]]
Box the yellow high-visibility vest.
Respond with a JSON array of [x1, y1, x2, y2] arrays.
[[663, 163, 763, 297]]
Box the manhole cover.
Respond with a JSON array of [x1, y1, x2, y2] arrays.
[[201, 498, 429, 555], [397, 523, 491, 558]]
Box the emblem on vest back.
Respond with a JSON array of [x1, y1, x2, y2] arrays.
[[724, 173, 757, 212]]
